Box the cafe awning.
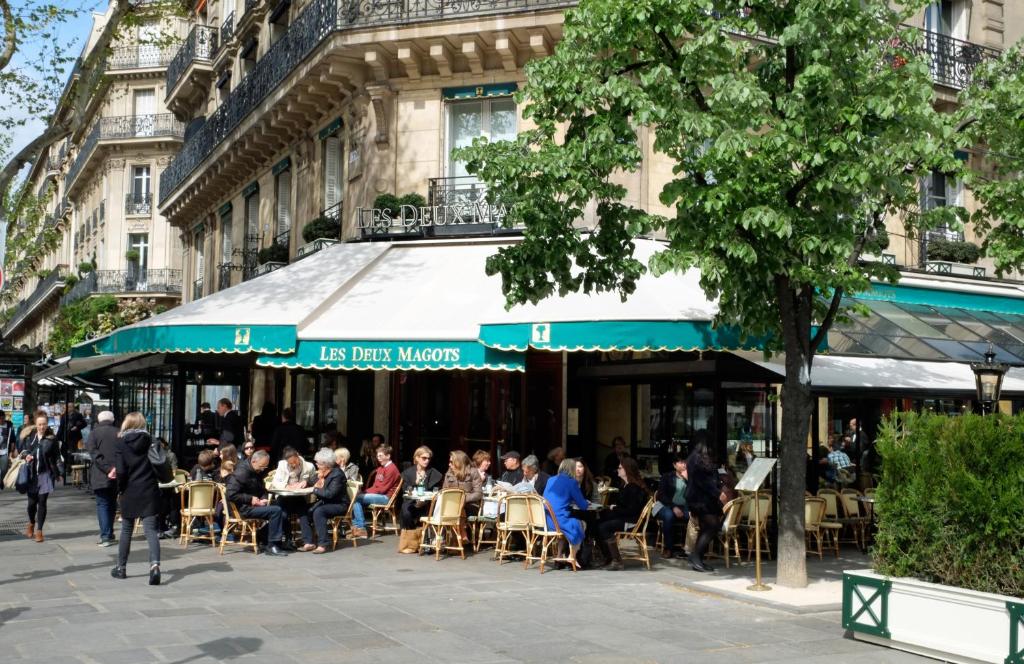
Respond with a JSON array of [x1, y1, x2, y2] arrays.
[[477, 239, 766, 352]]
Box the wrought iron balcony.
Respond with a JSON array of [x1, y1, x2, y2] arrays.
[[107, 44, 176, 70], [192, 277, 204, 301], [903, 28, 999, 90], [67, 115, 185, 190], [219, 12, 236, 51], [60, 269, 183, 306], [3, 266, 67, 335], [167, 25, 218, 95], [126, 192, 153, 215], [159, 0, 575, 205]]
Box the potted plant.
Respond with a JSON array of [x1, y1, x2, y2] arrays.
[[301, 215, 342, 244], [843, 412, 1022, 664], [257, 242, 289, 265], [78, 260, 95, 275], [62, 273, 79, 293]]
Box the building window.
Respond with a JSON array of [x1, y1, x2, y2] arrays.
[[128, 165, 151, 215], [925, 0, 968, 39], [193, 229, 205, 297], [221, 210, 233, 261], [322, 135, 343, 215], [276, 170, 291, 240], [132, 89, 156, 136], [921, 171, 964, 241], [446, 97, 516, 178], [137, 21, 161, 67], [128, 232, 149, 272]]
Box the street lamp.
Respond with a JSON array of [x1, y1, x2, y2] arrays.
[[970, 343, 1008, 415]]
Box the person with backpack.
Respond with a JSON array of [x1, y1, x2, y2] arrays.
[[21, 411, 60, 542], [110, 412, 162, 585]]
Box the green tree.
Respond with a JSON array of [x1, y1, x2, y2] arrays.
[[460, 0, 1022, 587]]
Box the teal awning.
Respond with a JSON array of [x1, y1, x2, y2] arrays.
[[858, 282, 1024, 316], [256, 340, 523, 372], [72, 324, 296, 358], [479, 320, 769, 353]]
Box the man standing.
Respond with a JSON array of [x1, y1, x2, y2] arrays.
[[521, 455, 550, 495], [498, 451, 523, 485], [196, 402, 216, 441], [225, 450, 289, 556], [208, 398, 243, 446], [270, 407, 309, 463], [350, 444, 401, 538], [86, 411, 119, 547], [846, 418, 869, 465], [0, 410, 15, 486]]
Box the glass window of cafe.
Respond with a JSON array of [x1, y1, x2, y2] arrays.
[[289, 371, 375, 447]]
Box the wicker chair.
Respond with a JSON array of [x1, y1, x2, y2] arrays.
[[368, 478, 403, 539], [495, 494, 532, 563], [804, 496, 827, 559], [469, 495, 501, 552], [741, 491, 773, 561], [718, 496, 747, 568], [838, 490, 870, 550], [218, 485, 266, 555], [524, 495, 577, 573], [419, 488, 467, 560], [614, 498, 656, 570], [330, 480, 363, 551], [180, 481, 219, 548]]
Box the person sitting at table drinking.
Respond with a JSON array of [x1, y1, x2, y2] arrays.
[[350, 444, 401, 539], [595, 457, 650, 570], [443, 450, 483, 514], [225, 450, 288, 556], [655, 454, 689, 558], [190, 449, 216, 482], [334, 447, 360, 481], [543, 458, 589, 563], [472, 449, 491, 484], [298, 448, 351, 554], [399, 446, 443, 530]]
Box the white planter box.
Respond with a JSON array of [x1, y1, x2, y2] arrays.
[[925, 260, 985, 278], [843, 569, 1022, 664]]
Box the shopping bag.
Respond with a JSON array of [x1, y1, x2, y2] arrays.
[[4, 456, 24, 490]]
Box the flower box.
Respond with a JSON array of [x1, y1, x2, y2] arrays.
[[843, 569, 1022, 664]]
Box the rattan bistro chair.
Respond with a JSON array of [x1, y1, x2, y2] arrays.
[[218, 485, 266, 555], [419, 488, 467, 560], [614, 498, 656, 570], [804, 496, 827, 559], [180, 481, 219, 548], [717, 496, 747, 568], [330, 480, 363, 551], [838, 490, 870, 550], [524, 495, 577, 573], [496, 494, 532, 563], [368, 478, 403, 539]]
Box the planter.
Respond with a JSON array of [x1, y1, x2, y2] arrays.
[[843, 569, 1023, 664], [255, 261, 287, 277], [925, 260, 985, 278]]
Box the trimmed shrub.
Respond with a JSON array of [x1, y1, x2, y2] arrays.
[[78, 261, 95, 274], [927, 238, 981, 264], [257, 242, 288, 264], [301, 215, 341, 243], [373, 193, 401, 218], [873, 412, 1024, 596]]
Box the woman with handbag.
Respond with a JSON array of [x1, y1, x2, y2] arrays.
[[22, 412, 59, 542], [111, 412, 162, 585]]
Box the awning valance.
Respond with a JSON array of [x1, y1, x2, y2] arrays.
[[257, 340, 523, 371], [73, 324, 295, 357], [479, 321, 766, 353]]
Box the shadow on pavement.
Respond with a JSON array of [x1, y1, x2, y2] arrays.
[[165, 637, 263, 664], [161, 561, 233, 585], [0, 607, 29, 627]]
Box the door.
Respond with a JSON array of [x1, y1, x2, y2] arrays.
[[133, 89, 156, 136]]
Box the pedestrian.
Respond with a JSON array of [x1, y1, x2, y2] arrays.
[[685, 439, 723, 573], [110, 412, 162, 585], [0, 410, 16, 487], [22, 411, 59, 542], [85, 410, 119, 547]]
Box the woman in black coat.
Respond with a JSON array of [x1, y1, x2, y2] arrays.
[[298, 448, 352, 554], [596, 457, 651, 570], [685, 441, 723, 573], [21, 412, 60, 542], [112, 412, 162, 585]]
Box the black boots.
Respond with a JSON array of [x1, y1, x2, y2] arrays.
[[149, 564, 161, 586], [605, 538, 624, 571]]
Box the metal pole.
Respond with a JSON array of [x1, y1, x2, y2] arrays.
[[747, 490, 771, 592]]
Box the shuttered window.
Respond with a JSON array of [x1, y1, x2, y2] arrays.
[[245, 193, 259, 237], [276, 170, 292, 236], [323, 136, 341, 210]]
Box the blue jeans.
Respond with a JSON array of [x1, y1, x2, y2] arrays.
[[245, 505, 285, 544], [94, 487, 117, 541], [351, 493, 389, 529], [657, 504, 687, 550]]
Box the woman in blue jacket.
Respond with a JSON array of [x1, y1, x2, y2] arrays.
[[542, 458, 589, 554]]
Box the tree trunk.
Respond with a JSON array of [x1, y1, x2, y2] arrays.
[[776, 347, 814, 588]]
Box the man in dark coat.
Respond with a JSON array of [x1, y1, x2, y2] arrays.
[[498, 451, 523, 485], [270, 407, 310, 463], [208, 398, 243, 446], [225, 450, 288, 556], [86, 411, 120, 546]]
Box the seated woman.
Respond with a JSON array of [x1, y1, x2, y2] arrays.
[[595, 457, 651, 570], [215, 457, 235, 484], [398, 446, 443, 536], [472, 449, 492, 486], [442, 450, 483, 514], [543, 459, 589, 561], [298, 448, 351, 554], [574, 458, 599, 503], [334, 447, 360, 482]]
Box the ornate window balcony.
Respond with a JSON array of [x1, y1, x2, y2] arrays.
[[107, 44, 176, 71], [166, 25, 219, 115], [125, 192, 153, 216]]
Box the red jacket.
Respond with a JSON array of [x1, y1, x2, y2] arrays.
[[366, 461, 400, 496]]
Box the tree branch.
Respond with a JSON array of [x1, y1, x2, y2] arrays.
[[0, 122, 71, 208], [0, 0, 14, 73]]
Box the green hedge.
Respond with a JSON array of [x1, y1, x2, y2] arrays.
[[927, 238, 981, 264], [874, 412, 1024, 597]]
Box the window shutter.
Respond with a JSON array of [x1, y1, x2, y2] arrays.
[[277, 171, 292, 235], [323, 137, 340, 209], [246, 194, 259, 237], [222, 214, 233, 259]]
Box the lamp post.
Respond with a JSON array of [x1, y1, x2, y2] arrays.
[[970, 343, 1008, 415]]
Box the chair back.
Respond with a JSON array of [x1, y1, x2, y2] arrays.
[[525, 494, 547, 530], [436, 488, 466, 519], [741, 493, 770, 524], [174, 469, 189, 484], [839, 491, 863, 519], [840, 487, 862, 497], [503, 494, 532, 529], [384, 478, 404, 508], [345, 480, 360, 516], [541, 499, 563, 535], [722, 497, 746, 532], [628, 498, 656, 535], [817, 489, 840, 520], [186, 481, 218, 511], [805, 496, 826, 529], [218, 485, 242, 523]]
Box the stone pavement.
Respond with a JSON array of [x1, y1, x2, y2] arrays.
[[0, 486, 929, 664]]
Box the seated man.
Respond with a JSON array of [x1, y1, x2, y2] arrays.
[[225, 450, 288, 556], [298, 448, 351, 554], [655, 454, 689, 558], [350, 444, 401, 538], [270, 446, 316, 549], [498, 451, 523, 485], [521, 455, 550, 495], [190, 449, 217, 482], [827, 435, 856, 486]]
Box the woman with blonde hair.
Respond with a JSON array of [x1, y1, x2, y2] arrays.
[[443, 450, 483, 510], [398, 445, 443, 531], [20, 411, 58, 542], [111, 412, 162, 584], [334, 447, 360, 481]]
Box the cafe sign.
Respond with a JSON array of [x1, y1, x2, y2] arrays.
[[356, 201, 510, 233], [256, 340, 525, 372]]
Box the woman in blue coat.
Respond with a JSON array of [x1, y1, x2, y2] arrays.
[[542, 458, 589, 549]]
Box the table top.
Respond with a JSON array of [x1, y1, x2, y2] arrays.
[[405, 490, 439, 500], [269, 487, 314, 497], [158, 480, 184, 489], [856, 495, 876, 503]]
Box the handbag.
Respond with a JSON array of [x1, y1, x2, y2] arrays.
[[15, 462, 33, 494], [148, 440, 174, 483], [4, 456, 24, 490], [397, 527, 422, 553]]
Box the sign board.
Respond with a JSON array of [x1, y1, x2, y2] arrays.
[[735, 457, 777, 492], [0, 364, 25, 378]]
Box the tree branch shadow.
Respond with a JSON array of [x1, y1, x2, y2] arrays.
[[165, 637, 263, 664]]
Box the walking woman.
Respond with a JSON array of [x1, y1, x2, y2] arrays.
[[22, 411, 59, 542], [685, 440, 723, 573], [111, 412, 162, 585]]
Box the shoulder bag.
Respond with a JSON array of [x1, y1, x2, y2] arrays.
[[148, 440, 174, 483]]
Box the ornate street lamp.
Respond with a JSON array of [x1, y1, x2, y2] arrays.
[[970, 343, 1008, 415]]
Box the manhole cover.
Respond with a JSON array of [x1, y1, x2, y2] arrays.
[[0, 519, 27, 537]]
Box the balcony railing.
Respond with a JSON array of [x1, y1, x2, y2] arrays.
[[159, 0, 574, 204], [166, 25, 218, 95], [219, 12, 236, 51], [67, 115, 185, 190], [217, 263, 234, 291], [192, 277, 204, 301], [60, 269, 183, 306], [126, 192, 153, 215], [3, 266, 67, 334], [107, 44, 176, 70], [905, 28, 999, 91]]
